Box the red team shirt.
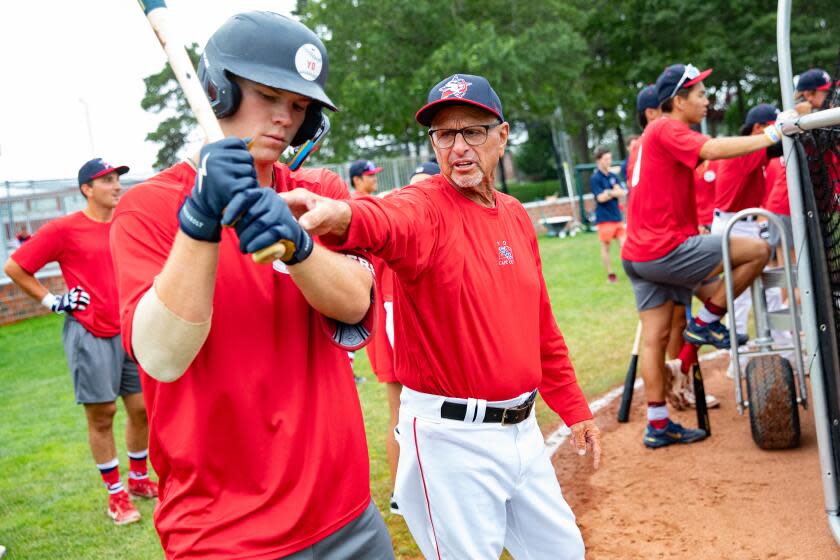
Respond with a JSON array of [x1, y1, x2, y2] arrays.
[[713, 149, 768, 212], [110, 162, 371, 560], [694, 160, 718, 226], [622, 118, 709, 261], [333, 175, 592, 426], [763, 156, 790, 215], [12, 212, 120, 337]]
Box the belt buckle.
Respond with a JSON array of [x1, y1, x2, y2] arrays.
[[500, 402, 528, 426]]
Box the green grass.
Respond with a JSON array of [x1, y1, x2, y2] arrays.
[[0, 233, 635, 559]]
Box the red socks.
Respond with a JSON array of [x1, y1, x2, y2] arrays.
[[128, 449, 149, 481], [97, 458, 123, 494]]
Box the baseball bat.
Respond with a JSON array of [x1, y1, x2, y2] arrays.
[[617, 321, 642, 422], [692, 363, 711, 436], [137, 0, 289, 264]]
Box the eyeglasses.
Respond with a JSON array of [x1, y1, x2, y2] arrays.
[[428, 123, 501, 149], [669, 64, 701, 100]]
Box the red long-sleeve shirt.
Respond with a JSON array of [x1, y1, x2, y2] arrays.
[[332, 175, 592, 427]]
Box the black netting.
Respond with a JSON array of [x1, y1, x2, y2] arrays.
[[796, 64, 840, 475]]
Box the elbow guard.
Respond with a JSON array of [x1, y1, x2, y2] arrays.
[[132, 282, 212, 382]]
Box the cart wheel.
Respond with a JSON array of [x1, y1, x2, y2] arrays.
[[745, 355, 800, 450]]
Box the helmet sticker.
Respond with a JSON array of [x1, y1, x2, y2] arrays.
[[295, 44, 323, 82]]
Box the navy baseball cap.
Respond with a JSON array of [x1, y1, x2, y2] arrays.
[[636, 85, 659, 113], [655, 64, 713, 105], [349, 159, 382, 179], [415, 73, 504, 127], [796, 68, 833, 92], [78, 158, 129, 186], [745, 103, 779, 126], [411, 161, 440, 178]]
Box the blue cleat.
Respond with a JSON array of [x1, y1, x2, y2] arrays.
[[644, 419, 708, 448], [683, 318, 748, 349]]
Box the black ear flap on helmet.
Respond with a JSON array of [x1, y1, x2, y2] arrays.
[[199, 53, 242, 119], [291, 106, 324, 147]]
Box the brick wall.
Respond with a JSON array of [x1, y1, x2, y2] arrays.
[[523, 195, 597, 235], [0, 273, 66, 325]]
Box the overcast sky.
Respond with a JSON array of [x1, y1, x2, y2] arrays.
[[0, 0, 296, 182]]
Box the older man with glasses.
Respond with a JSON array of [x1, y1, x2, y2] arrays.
[[281, 73, 600, 559]]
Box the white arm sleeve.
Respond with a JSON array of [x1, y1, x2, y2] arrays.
[[131, 280, 212, 383]]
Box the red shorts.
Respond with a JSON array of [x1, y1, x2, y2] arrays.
[[597, 221, 626, 243]]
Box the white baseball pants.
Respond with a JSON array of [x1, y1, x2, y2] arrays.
[[394, 387, 585, 560]]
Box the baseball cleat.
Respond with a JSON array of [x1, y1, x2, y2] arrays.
[[683, 318, 747, 349], [108, 491, 142, 525], [128, 477, 159, 499], [644, 419, 708, 449]]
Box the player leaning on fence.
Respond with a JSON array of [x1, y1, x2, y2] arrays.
[[3, 158, 157, 525], [621, 63, 793, 449]]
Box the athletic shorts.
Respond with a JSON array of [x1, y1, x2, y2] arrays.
[[767, 214, 793, 251], [622, 235, 723, 311], [281, 500, 394, 559], [597, 221, 626, 243], [62, 315, 141, 404]]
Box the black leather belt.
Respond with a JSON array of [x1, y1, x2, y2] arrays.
[[440, 391, 537, 425]]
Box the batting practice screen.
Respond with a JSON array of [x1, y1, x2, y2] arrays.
[[795, 81, 840, 480]]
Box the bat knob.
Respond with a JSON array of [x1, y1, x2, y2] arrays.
[[251, 240, 295, 264]]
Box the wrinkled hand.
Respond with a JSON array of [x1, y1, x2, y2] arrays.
[[179, 137, 258, 242], [568, 419, 601, 469], [279, 188, 352, 237], [222, 189, 313, 265], [49, 286, 90, 314]]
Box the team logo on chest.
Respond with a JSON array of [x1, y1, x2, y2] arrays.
[[497, 241, 515, 266]]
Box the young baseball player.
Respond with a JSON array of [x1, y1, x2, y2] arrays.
[[3, 158, 156, 525], [409, 160, 440, 185], [622, 63, 779, 448], [109, 13, 392, 559], [629, 83, 721, 409], [280, 73, 600, 560], [349, 159, 384, 195], [795, 68, 835, 113], [590, 146, 626, 282]]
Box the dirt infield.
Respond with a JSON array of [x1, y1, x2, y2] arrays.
[[551, 353, 838, 560]]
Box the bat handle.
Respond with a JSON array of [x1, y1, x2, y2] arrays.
[[252, 240, 294, 264]]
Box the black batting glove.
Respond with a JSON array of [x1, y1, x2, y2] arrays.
[[221, 188, 314, 265], [178, 137, 258, 242]]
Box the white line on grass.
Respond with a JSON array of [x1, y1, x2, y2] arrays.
[[545, 349, 728, 455]]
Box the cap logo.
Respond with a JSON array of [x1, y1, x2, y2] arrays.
[[439, 76, 472, 99], [295, 44, 323, 82]]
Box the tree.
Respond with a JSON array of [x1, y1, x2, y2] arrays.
[[297, 0, 589, 161], [141, 44, 200, 170]]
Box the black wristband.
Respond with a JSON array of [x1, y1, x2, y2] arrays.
[[178, 198, 222, 243], [284, 230, 314, 265]]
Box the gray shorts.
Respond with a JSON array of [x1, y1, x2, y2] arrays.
[[767, 214, 794, 250], [623, 235, 723, 311], [280, 500, 394, 559], [62, 315, 141, 404]]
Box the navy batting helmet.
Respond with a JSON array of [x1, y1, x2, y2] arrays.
[[198, 11, 337, 147]]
